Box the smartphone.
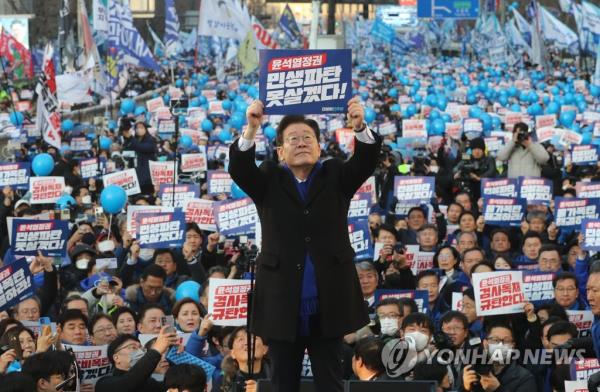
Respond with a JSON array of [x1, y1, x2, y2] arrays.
[[8, 335, 22, 360], [61, 208, 71, 221], [239, 235, 248, 244], [94, 207, 104, 220], [161, 315, 177, 334], [40, 316, 56, 335]]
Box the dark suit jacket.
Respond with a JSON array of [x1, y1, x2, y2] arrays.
[[229, 134, 382, 342]]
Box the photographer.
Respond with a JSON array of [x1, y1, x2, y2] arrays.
[[122, 121, 157, 195], [497, 122, 549, 178], [375, 144, 401, 213], [452, 137, 497, 200]]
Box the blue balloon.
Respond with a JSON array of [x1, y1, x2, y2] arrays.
[[175, 281, 201, 302], [466, 94, 477, 104], [507, 86, 518, 97], [510, 104, 522, 113], [442, 113, 452, 123], [199, 96, 208, 105], [527, 103, 543, 116], [390, 104, 401, 112], [219, 128, 232, 143], [429, 110, 440, 120], [247, 86, 258, 99], [545, 101, 560, 114], [201, 119, 214, 132], [32, 153, 55, 176], [231, 182, 247, 199], [264, 126, 276, 141], [134, 106, 146, 116], [577, 101, 587, 113], [222, 100, 232, 111], [179, 135, 193, 148], [583, 131, 593, 144], [431, 118, 445, 136], [406, 104, 417, 117], [469, 106, 483, 119], [499, 95, 508, 107], [100, 185, 127, 214], [163, 94, 171, 105], [120, 99, 135, 114], [61, 119, 74, 132], [230, 115, 244, 130], [189, 98, 201, 108], [591, 85, 600, 97], [388, 88, 398, 98], [99, 136, 112, 150], [565, 93, 575, 105], [56, 195, 76, 209], [108, 120, 117, 130], [235, 101, 249, 113], [480, 113, 493, 131], [559, 111, 576, 127], [437, 96, 448, 111], [364, 108, 376, 124], [414, 94, 423, 103], [9, 111, 24, 126]]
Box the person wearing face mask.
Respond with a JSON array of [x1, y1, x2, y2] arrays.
[[96, 326, 180, 392], [453, 137, 497, 201], [122, 121, 157, 196], [374, 299, 403, 340], [60, 244, 98, 294], [462, 323, 536, 392], [400, 313, 434, 371]]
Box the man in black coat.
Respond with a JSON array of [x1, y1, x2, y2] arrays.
[[228, 97, 382, 392]]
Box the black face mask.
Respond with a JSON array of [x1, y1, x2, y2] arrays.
[[81, 232, 96, 246], [384, 273, 405, 289]]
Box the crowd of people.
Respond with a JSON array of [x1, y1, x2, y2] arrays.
[[0, 41, 599, 392]]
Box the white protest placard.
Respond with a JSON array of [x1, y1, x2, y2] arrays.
[[62, 344, 112, 385], [378, 121, 397, 136], [146, 97, 165, 112], [357, 176, 377, 204], [535, 114, 556, 130], [473, 271, 525, 316], [102, 168, 141, 196], [567, 310, 594, 337], [29, 177, 65, 204], [183, 198, 217, 231], [181, 151, 208, 173], [149, 161, 176, 186], [180, 128, 204, 146], [536, 127, 558, 143], [571, 358, 600, 381], [564, 380, 588, 392], [452, 292, 463, 311], [126, 205, 174, 237], [70, 137, 92, 151], [80, 158, 99, 179], [402, 119, 427, 138], [410, 251, 434, 275], [208, 278, 251, 326]]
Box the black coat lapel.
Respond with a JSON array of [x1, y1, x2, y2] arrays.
[[278, 168, 303, 206]]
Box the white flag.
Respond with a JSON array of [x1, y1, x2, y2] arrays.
[[198, 0, 251, 40]]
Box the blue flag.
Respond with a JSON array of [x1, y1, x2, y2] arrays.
[[108, 1, 159, 72], [279, 4, 302, 42], [164, 0, 182, 57]]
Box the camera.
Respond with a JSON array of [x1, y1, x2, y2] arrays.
[[412, 147, 430, 176], [232, 238, 259, 271], [432, 332, 455, 351], [516, 129, 530, 143]]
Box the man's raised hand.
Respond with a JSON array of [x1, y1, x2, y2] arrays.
[[245, 100, 264, 138], [347, 96, 366, 131]]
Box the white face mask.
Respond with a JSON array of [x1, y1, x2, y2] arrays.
[[488, 343, 513, 363], [429, 166, 439, 173], [81, 195, 92, 205], [75, 258, 90, 270], [129, 349, 145, 368], [139, 248, 155, 261], [405, 331, 430, 352], [98, 240, 115, 253], [379, 317, 399, 336]]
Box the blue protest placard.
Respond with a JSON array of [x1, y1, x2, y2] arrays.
[[135, 209, 186, 249], [259, 49, 352, 115], [481, 178, 518, 198], [581, 219, 600, 251], [575, 181, 600, 198], [207, 170, 233, 196], [0, 162, 29, 189], [482, 197, 526, 227], [214, 198, 258, 237], [158, 184, 200, 208], [518, 177, 553, 205], [555, 197, 600, 229], [374, 289, 429, 314], [522, 271, 555, 306], [570, 145, 600, 166], [348, 193, 371, 221], [348, 220, 371, 260], [0, 258, 34, 312], [12, 219, 69, 257], [394, 176, 435, 205]]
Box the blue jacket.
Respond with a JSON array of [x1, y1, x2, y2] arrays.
[[185, 332, 224, 370]]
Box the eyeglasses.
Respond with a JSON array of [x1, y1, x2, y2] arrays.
[[114, 343, 142, 354], [285, 134, 316, 146], [377, 313, 401, 320], [93, 326, 116, 335], [487, 337, 513, 345], [555, 286, 577, 293]]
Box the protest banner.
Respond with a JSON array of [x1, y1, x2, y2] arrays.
[[564, 380, 588, 392], [348, 220, 371, 260], [207, 170, 233, 196], [402, 119, 427, 138], [522, 271, 555, 305], [62, 344, 112, 385], [560, 129, 583, 146], [409, 251, 434, 275], [536, 126, 558, 143], [136, 209, 185, 249], [70, 137, 92, 151], [102, 169, 141, 196], [555, 197, 600, 229], [570, 358, 600, 381], [348, 193, 371, 221], [582, 219, 600, 251], [570, 145, 600, 166], [180, 128, 204, 146], [126, 205, 174, 237], [158, 184, 199, 208], [80, 158, 99, 179], [214, 197, 258, 237], [484, 137, 504, 155], [183, 198, 216, 231], [452, 292, 463, 311], [374, 289, 429, 314], [157, 119, 176, 134], [259, 49, 352, 115], [482, 197, 526, 227], [518, 177, 553, 205], [394, 176, 435, 205], [481, 178, 518, 198], [535, 114, 557, 129], [504, 112, 522, 131], [463, 118, 483, 135], [335, 128, 355, 154], [567, 310, 594, 338], [181, 151, 208, 173], [0, 162, 29, 189], [357, 176, 377, 204], [208, 278, 251, 326], [575, 182, 600, 198], [0, 259, 34, 312], [149, 161, 176, 186], [473, 271, 525, 316], [378, 121, 396, 136], [12, 218, 68, 257], [29, 177, 65, 204], [146, 96, 164, 112], [208, 101, 225, 115]]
